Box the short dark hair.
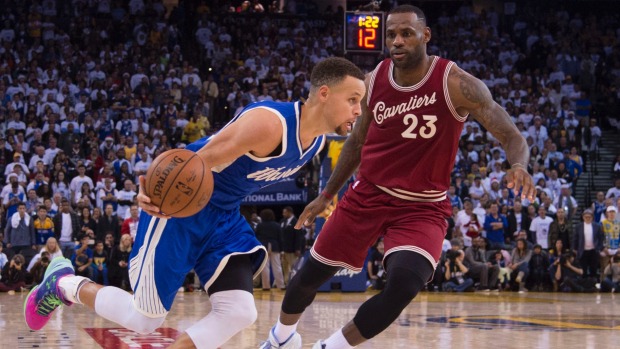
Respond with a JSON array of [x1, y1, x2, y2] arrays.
[[388, 5, 427, 25], [310, 57, 364, 90], [259, 208, 276, 222]]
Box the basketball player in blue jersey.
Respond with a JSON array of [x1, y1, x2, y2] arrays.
[[24, 57, 366, 349]]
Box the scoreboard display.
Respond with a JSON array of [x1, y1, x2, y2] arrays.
[[344, 11, 384, 53]]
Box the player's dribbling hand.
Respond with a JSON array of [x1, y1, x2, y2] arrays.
[[295, 194, 332, 229], [137, 175, 169, 219], [505, 165, 536, 201]]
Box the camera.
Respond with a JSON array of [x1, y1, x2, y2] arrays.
[[446, 250, 459, 262], [560, 252, 572, 266]]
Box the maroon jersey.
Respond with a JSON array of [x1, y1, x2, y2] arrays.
[[359, 56, 466, 202]]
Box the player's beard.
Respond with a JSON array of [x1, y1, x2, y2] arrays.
[[334, 124, 348, 136], [392, 47, 426, 70]]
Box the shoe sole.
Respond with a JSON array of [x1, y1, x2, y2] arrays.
[[23, 257, 74, 330]]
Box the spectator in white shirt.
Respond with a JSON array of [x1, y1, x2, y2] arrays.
[[606, 178, 620, 200], [527, 116, 548, 150], [529, 206, 554, 249]]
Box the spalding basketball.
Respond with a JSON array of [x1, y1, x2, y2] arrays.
[[145, 149, 213, 218]]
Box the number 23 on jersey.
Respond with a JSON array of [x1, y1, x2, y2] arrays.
[[401, 114, 438, 139]]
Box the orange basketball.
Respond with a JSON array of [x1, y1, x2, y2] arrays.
[[145, 149, 213, 218]]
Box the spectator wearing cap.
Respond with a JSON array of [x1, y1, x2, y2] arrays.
[[600, 206, 620, 279], [554, 183, 578, 221], [488, 179, 502, 203], [99, 136, 116, 160], [4, 152, 29, 177], [574, 208, 605, 278], [562, 110, 579, 135]]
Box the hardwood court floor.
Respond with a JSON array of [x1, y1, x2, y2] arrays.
[[1, 289, 618, 348]]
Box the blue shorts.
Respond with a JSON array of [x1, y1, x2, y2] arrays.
[[128, 203, 267, 317]]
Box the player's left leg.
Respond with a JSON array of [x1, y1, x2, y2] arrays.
[[313, 199, 449, 348], [315, 251, 434, 349], [172, 254, 258, 349]]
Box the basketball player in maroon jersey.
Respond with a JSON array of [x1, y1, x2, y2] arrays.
[[260, 5, 535, 349]]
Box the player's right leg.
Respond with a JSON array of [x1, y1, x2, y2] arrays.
[[25, 213, 194, 333]]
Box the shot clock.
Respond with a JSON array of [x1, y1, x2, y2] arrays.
[[344, 11, 384, 53]]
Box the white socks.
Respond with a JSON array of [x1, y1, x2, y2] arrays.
[[323, 328, 355, 349], [274, 317, 299, 343], [58, 275, 93, 304]]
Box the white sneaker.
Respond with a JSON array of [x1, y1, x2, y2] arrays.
[[312, 340, 326, 349], [259, 327, 302, 349]]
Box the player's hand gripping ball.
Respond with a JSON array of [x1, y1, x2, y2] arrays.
[[145, 149, 213, 218]]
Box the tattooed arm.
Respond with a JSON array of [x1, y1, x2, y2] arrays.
[[447, 65, 535, 200]]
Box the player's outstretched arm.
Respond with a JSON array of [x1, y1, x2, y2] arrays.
[[137, 110, 283, 218], [195, 109, 284, 168], [295, 74, 372, 229], [447, 65, 535, 201]]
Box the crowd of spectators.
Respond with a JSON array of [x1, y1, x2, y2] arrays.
[[0, 1, 619, 294]]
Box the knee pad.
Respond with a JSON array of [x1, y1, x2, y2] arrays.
[[128, 313, 166, 335], [94, 286, 166, 334], [186, 290, 257, 349], [210, 289, 258, 327]]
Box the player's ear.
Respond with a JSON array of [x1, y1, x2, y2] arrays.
[[424, 27, 431, 43], [318, 85, 330, 101]]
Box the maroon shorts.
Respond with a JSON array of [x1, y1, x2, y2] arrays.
[[311, 178, 450, 272]]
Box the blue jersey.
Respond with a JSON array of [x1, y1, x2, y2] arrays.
[[186, 100, 326, 210], [130, 100, 326, 315]]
